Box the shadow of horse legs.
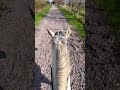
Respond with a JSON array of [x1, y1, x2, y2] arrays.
[[35, 63, 51, 90]]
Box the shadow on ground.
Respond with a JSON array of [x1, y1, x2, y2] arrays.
[[35, 63, 51, 90], [0, 50, 6, 90], [0, 86, 3, 90], [0, 51, 6, 59]]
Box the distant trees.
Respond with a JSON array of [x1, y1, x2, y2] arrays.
[[53, 0, 64, 5], [53, 0, 84, 14], [63, 0, 85, 17]]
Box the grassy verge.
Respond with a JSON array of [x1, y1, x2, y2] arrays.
[[58, 6, 85, 41], [35, 5, 51, 27]]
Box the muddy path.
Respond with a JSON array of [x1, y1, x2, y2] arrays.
[[35, 5, 85, 90]]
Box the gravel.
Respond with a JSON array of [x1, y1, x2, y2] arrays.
[[35, 5, 85, 90]]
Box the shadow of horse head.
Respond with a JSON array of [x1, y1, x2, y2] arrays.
[[35, 63, 51, 90]]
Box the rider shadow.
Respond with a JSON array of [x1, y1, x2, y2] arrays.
[[35, 63, 51, 90]]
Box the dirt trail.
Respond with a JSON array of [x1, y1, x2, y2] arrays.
[[35, 5, 85, 90]]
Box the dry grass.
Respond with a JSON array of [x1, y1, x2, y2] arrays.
[[35, 0, 48, 13], [35, 5, 51, 27]]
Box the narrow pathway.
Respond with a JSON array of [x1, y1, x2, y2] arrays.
[[35, 5, 85, 90]]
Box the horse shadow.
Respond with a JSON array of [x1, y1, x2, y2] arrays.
[[35, 63, 51, 90], [0, 51, 51, 90]]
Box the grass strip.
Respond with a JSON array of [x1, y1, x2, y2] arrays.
[[35, 5, 51, 27], [58, 6, 85, 41]]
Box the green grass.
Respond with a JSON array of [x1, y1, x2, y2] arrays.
[[58, 6, 85, 41], [35, 5, 51, 27]]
